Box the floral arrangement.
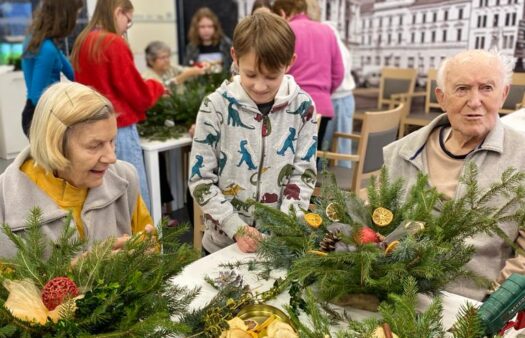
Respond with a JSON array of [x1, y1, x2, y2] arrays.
[[0, 209, 198, 337]]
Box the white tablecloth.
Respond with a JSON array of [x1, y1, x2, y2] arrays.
[[171, 244, 525, 336]]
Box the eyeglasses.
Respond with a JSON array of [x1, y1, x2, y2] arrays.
[[125, 13, 133, 29]]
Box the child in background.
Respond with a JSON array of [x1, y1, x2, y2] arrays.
[[184, 7, 232, 74], [189, 12, 318, 254], [21, 0, 83, 136]]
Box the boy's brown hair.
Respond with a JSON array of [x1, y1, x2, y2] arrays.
[[233, 12, 295, 73], [272, 0, 307, 18]]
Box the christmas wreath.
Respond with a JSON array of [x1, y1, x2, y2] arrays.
[[254, 164, 525, 309], [0, 209, 198, 337]]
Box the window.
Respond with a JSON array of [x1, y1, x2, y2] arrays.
[[494, 14, 499, 27], [361, 35, 365, 44], [483, 15, 487, 27], [398, 32, 402, 43], [442, 30, 447, 42], [496, 0, 500, 4], [378, 34, 382, 45], [394, 56, 401, 67], [408, 57, 415, 68], [399, 15, 403, 25], [480, 36, 485, 49], [412, 14, 416, 24], [326, 1, 331, 20], [422, 13, 426, 23], [379, 17, 382, 27], [368, 35, 372, 45], [477, 15, 481, 28], [411, 32, 415, 43], [389, 16, 392, 26], [433, 12, 437, 22], [418, 56, 424, 73], [506, 13, 511, 26], [387, 33, 391, 44], [385, 56, 390, 66], [457, 28, 462, 41], [512, 13, 517, 26], [510, 35, 515, 48], [458, 8, 463, 20], [479, 0, 483, 6], [375, 56, 380, 65], [444, 10, 448, 21], [431, 30, 436, 43], [503, 35, 509, 48], [430, 56, 435, 68], [421, 31, 425, 43]]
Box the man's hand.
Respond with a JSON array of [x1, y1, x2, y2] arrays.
[[234, 226, 262, 253]]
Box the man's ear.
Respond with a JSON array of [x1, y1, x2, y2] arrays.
[[435, 87, 446, 112], [285, 53, 297, 73], [500, 84, 510, 108]]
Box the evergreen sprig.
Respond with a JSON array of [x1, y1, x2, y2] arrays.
[[138, 72, 229, 141]]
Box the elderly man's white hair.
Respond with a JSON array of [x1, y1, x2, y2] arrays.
[[436, 49, 514, 91]]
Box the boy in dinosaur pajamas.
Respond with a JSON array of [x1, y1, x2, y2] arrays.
[[189, 12, 318, 254]]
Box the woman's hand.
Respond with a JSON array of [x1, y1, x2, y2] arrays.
[[189, 123, 196, 138], [234, 226, 262, 253]]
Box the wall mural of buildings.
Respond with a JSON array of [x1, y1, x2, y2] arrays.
[[236, 0, 525, 86]]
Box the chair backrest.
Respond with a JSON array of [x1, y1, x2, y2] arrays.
[[425, 68, 440, 113], [352, 103, 403, 190], [500, 73, 525, 114], [378, 67, 418, 110]]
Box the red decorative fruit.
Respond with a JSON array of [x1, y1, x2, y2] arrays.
[[355, 226, 380, 244], [41, 277, 79, 311]]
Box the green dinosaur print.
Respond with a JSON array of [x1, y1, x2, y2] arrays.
[[191, 155, 204, 179], [218, 151, 227, 176], [194, 122, 220, 148], [277, 127, 297, 156], [301, 168, 316, 188], [250, 167, 270, 185], [222, 93, 255, 129], [193, 183, 214, 206], [301, 136, 317, 161], [231, 197, 251, 212], [237, 140, 257, 170], [286, 98, 314, 122], [278, 164, 294, 187]]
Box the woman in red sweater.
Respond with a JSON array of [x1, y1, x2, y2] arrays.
[[71, 0, 164, 211]]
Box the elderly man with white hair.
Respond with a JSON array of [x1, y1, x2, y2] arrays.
[[383, 49, 525, 301]]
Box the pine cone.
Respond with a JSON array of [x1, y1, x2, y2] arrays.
[[41, 277, 79, 311], [320, 231, 342, 252], [214, 270, 243, 289]]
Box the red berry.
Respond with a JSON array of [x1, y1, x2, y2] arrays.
[[41, 277, 79, 311], [356, 226, 380, 244]]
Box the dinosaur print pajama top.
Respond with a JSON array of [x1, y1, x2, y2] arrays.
[[189, 75, 318, 253]]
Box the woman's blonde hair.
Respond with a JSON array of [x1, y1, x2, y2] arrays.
[[30, 82, 115, 173], [71, 0, 133, 69], [187, 7, 224, 46]]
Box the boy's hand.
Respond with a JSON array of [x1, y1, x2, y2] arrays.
[[234, 226, 262, 253]]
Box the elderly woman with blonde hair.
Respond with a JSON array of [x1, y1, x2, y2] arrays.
[[0, 82, 153, 258]]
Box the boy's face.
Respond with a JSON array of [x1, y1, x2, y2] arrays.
[[232, 48, 292, 104]]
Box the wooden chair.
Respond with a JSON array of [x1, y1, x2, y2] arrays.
[[317, 103, 404, 193], [397, 68, 443, 137], [193, 202, 204, 253], [499, 72, 525, 115], [353, 67, 417, 130]]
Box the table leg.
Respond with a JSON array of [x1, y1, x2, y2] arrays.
[[168, 148, 184, 210], [143, 149, 162, 231]]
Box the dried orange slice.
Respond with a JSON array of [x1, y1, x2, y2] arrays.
[[325, 202, 341, 222], [372, 207, 394, 227], [385, 240, 399, 255], [304, 213, 323, 228]]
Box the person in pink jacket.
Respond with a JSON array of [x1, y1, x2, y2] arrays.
[[273, 0, 344, 146]]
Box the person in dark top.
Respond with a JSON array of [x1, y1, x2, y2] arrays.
[[183, 7, 232, 74], [21, 0, 83, 136]]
